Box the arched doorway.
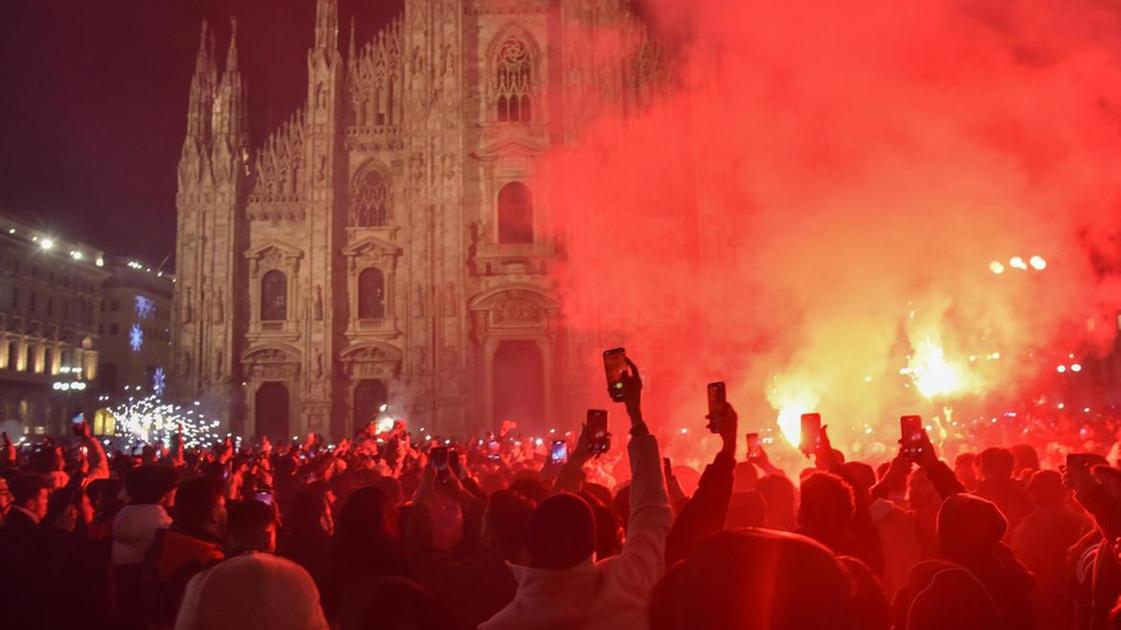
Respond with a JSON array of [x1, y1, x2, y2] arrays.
[[255, 382, 290, 440], [353, 379, 388, 433], [492, 340, 545, 434]]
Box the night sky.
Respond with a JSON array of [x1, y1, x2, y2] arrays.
[[0, 0, 399, 267]]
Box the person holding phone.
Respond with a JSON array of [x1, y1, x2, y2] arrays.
[[664, 394, 738, 566], [481, 356, 671, 630]]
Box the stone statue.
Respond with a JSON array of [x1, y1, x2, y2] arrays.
[[314, 285, 323, 321], [313, 347, 324, 379]]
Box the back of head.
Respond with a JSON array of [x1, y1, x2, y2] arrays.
[[726, 491, 767, 529], [838, 556, 890, 630], [176, 553, 327, 630], [798, 472, 854, 530], [484, 489, 535, 551], [978, 447, 1014, 481], [227, 500, 278, 553], [733, 462, 758, 493], [10, 472, 49, 506], [174, 476, 224, 536], [336, 486, 394, 548], [650, 529, 857, 630], [1027, 469, 1066, 507], [756, 474, 797, 530], [125, 464, 179, 505], [937, 493, 1007, 561], [1009, 444, 1040, 475], [509, 476, 551, 505], [843, 462, 876, 495], [906, 567, 1004, 630], [579, 490, 623, 560], [526, 493, 595, 569], [333, 576, 437, 630]]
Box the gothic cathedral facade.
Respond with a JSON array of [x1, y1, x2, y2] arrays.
[[172, 0, 664, 439]]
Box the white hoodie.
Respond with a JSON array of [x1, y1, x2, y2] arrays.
[[112, 503, 173, 566]]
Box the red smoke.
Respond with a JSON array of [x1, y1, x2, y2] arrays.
[[548, 0, 1121, 455]]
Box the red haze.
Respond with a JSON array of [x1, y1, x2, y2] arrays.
[[547, 0, 1121, 453]]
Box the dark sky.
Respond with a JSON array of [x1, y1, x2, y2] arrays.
[[0, 0, 399, 267]]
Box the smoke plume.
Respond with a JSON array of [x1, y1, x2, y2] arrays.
[[548, 0, 1121, 453]]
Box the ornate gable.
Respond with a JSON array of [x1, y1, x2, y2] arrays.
[[247, 109, 307, 221]]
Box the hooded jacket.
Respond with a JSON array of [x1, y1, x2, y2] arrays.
[[112, 503, 172, 565], [480, 431, 671, 630]]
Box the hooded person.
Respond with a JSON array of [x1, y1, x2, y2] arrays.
[[480, 360, 672, 630], [113, 464, 178, 565], [937, 493, 1035, 630], [112, 464, 178, 630], [906, 566, 1005, 630]]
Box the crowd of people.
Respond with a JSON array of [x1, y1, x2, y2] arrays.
[[2, 358, 1121, 629]]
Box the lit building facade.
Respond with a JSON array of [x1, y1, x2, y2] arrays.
[[0, 212, 108, 435], [96, 258, 174, 396], [173, 0, 666, 439]]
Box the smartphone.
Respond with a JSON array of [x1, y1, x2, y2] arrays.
[[550, 440, 569, 465], [487, 439, 501, 461], [587, 409, 610, 455], [707, 382, 727, 433], [799, 413, 822, 455], [900, 416, 925, 460], [252, 490, 274, 506], [431, 446, 450, 485], [448, 448, 463, 478], [746, 432, 761, 461], [603, 348, 628, 402]]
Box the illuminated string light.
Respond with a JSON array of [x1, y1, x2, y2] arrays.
[[129, 324, 144, 352], [1057, 365, 1067, 373], [1009, 256, 1027, 270], [1029, 255, 1047, 270], [110, 394, 221, 448], [989, 261, 1005, 274], [1071, 363, 1082, 372]]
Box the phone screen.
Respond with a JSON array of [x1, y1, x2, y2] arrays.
[[550, 440, 569, 465], [800, 413, 822, 455], [587, 409, 610, 455], [746, 432, 761, 459], [707, 382, 726, 433], [253, 490, 274, 506], [430, 446, 449, 470], [900, 416, 925, 459], [448, 448, 462, 477], [603, 348, 627, 402]]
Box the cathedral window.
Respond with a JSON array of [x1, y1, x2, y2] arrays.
[[498, 182, 534, 244], [351, 168, 390, 227], [261, 270, 288, 321], [495, 39, 533, 123], [357, 268, 386, 319]]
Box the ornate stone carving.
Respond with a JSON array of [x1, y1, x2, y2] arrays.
[[492, 290, 545, 325]]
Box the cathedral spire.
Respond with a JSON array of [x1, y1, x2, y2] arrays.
[[315, 0, 338, 52], [185, 20, 215, 141], [348, 16, 356, 62], [226, 16, 240, 74]]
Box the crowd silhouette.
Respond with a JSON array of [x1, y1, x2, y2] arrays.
[[1, 355, 1120, 629]]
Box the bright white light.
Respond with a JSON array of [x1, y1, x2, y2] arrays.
[[989, 261, 1005, 274], [379, 404, 388, 412], [40, 238, 55, 251], [6, 228, 13, 234], [70, 250, 83, 260], [1009, 256, 1027, 270], [1071, 363, 1083, 373], [95, 257, 104, 267], [1084, 407, 1092, 413], [152, 367, 166, 396], [534, 438, 543, 446], [1058, 403, 1065, 409], [990, 352, 1001, 360], [1029, 255, 1047, 270], [129, 324, 144, 352], [680, 428, 688, 435], [1057, 365, 1067, 373]]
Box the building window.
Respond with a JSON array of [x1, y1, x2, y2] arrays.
[[261, 270, 288, 322], [110, 299, 119, 312], [357, 268, 386, 319], [109, 323, 119, 335], [496, 39, 533, 123], [29, 292, 36, 314], [11, 288, 18, 310], [498, 182, 534, 244], [350, 168, 389, 227], [46, 297, 53, 318]]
